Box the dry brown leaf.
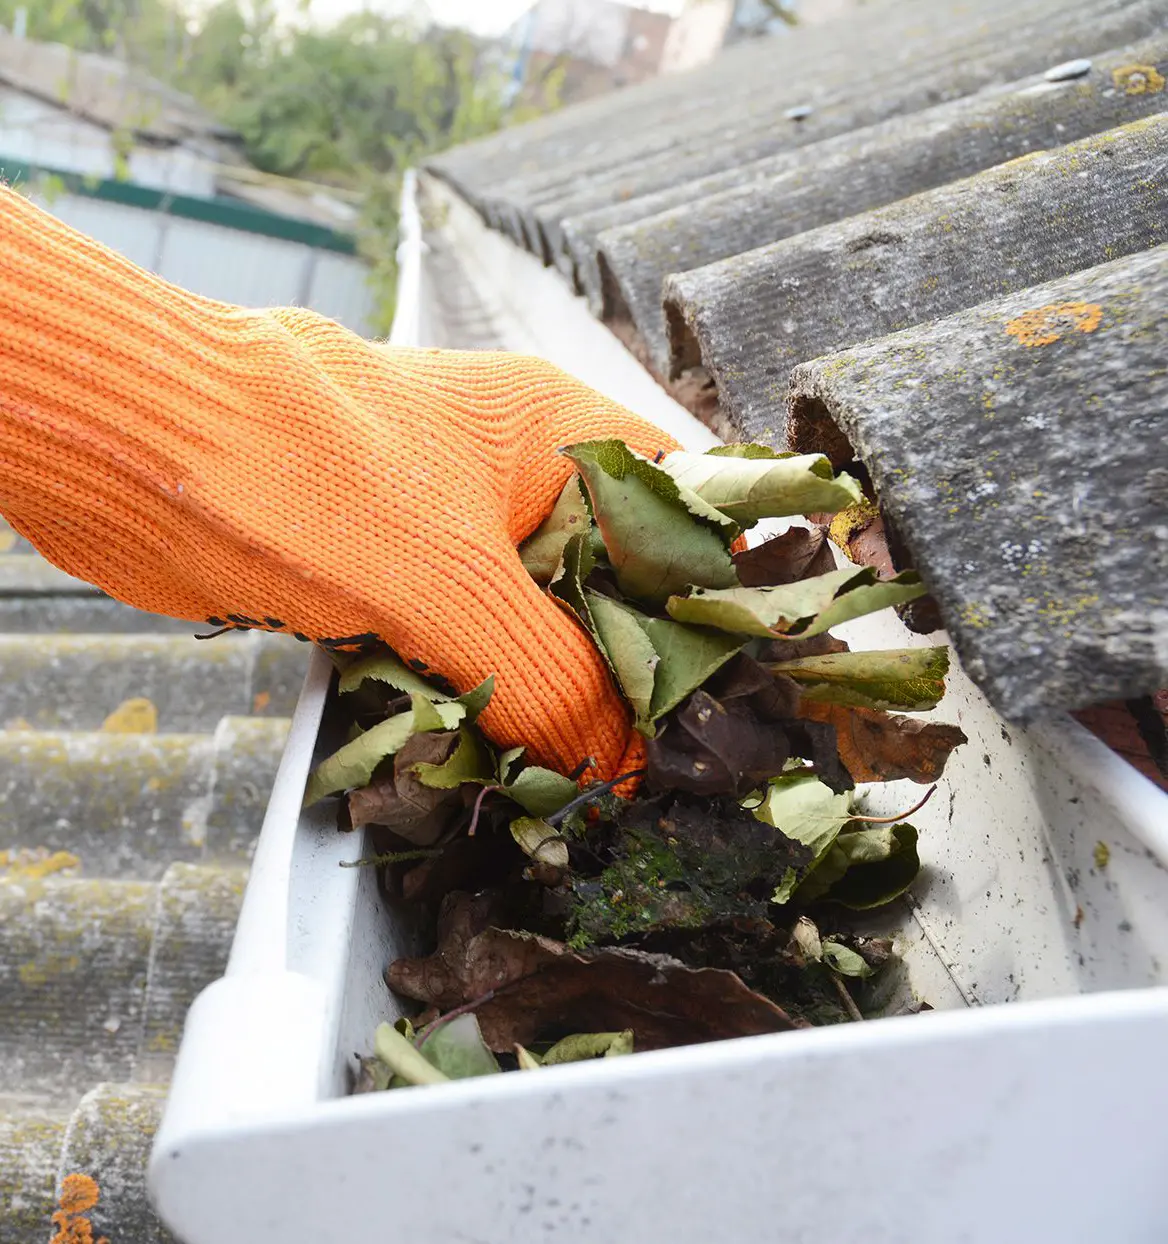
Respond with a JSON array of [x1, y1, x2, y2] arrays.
[[732, 526, 837, 587], [347, 731, 463, 844], [798, 699, 966, 785], [385, 891, 563, 1009], [475, 947, 797, 1052]]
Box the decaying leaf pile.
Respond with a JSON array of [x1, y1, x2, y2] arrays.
[[304, 441, 967, 1091]]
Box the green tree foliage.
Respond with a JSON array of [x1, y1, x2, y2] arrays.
[[0, 0, 560, 330]]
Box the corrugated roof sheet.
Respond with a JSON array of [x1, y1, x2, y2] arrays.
[[427, 0, 1168, 777]]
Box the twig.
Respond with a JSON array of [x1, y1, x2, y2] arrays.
[[339, 848, 442, 869], [848, 785, 935, 825], [568, 756, 597, 782], [832, 974, 864, 1022], [415, 990, 497, 1048], [545, 768, 646, 827], [467, 784, 500, 836]]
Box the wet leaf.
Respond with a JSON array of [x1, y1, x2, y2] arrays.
[[304, 701, 465, 806], [733, 525, 838, 587], [542, 1030, 634, 1064], [666, 568, 926, 639], [568, 792, 812, 944], [412, 728, 494, 790], [510, 817, 569, 870], [386, 892, 565, 1009], [474, 946, 796, 1052], [801, 824, 921, 909], [586, 591, 658, 730], [646, 690, 790, 797], [346, 731, 465, 844], [418, 1014, 500, 1080], [563, 439, 737, 603], [798, 700, 966, 785], [100, 697, 157, 734], [659, 449, 862, 524], [506, 766, 578, 818], [373, 1022, 448, 1086], [770, 648, 950, 712], [520, 476, 591, 583], [822, 941, 873, 978]]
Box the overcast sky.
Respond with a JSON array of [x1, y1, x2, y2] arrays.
[[290, 0, 687, 36]]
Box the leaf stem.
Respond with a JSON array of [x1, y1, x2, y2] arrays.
[[467, 784, 501, 836], [545, 768, 646, 827], [848, 785, 935, 825]]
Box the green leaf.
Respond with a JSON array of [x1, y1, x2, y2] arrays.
[[658, 449, 863, 524], [409, 691, 446, 733], [581, 592, 745, 734], [549, 529, 598, 631], [563, 439, 737, 604], [497, 746, 526, 784], [586, 591, 658, 731], [506, 767, 578, 818], [510, 817, 569, 869], [373, 1021, 448, 1086], [418, 1014, 500, 1080], [810, 824, 921, 910], [412, 727, 494, 789], [772, 866, 799, 905], [769, 647, 950, 711], [641, 616, 746, 722], [822, 941, 873, 978], [520, 476, 591, 583], [303, 701, 465, 806], [457, 675, 495, 722], [339, 652, 448, 700], [666, 568, 926, 639], [758, 773, 853, 905], [542, 1030, 635, 1064]]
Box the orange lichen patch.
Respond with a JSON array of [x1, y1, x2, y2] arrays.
[[50, 1174, 108, 1244], [1004, 301, 1103, 348], [1112, 64, 1165, 95], [252, 690, 272, 713]]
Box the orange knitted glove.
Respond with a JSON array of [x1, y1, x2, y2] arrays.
[[0, 188, 681, 779]]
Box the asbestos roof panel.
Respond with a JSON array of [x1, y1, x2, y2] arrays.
[[590, 34, 1168, 373], [663, 114, 1167, 446], [432, 0, 1086, 215], [787, 246, 1168, 721], [526, 1, 1168, 276]]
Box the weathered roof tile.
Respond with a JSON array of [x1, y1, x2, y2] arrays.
[[787, 245, 1168, 720]]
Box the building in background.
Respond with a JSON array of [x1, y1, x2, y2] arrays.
[[505, 0, 675, 105], [0, 28, 375, 334]]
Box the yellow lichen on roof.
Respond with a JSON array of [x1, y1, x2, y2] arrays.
[[1112, 64, 1165, 95]]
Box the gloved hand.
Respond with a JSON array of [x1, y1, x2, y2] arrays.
[[0, 187, 680, 779]]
